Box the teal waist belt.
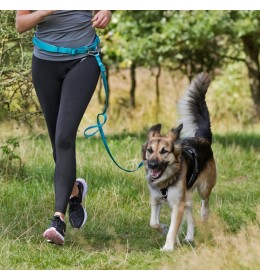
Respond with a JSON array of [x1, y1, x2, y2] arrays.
[[33, 35, 100, 55]]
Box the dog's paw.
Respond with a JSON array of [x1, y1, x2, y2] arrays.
[[201, 214, 209, 223], [182, 237, 195, 247], [160, 245, 174, 252], [201, 203, 210, 222], [160, 224, 169, 236]]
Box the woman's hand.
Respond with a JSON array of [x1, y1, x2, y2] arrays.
[[92, 11, 112, 29], [16, 10, 55, 34]]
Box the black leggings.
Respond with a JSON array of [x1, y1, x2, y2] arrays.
[[32, 55, 100, 214]]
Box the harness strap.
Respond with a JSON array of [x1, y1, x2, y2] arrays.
[[157, 147, 199, 199], [33, 35, 143, 173], [160, 187, 168, 199], [184, 146, 199, 188]]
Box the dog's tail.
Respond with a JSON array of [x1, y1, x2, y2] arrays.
[[177, 72, 212, 144]]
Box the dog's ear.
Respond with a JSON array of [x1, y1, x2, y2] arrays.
[[141, 142, 147, 160], [148, 124, 161, 139], [169, 123, 183, 141]]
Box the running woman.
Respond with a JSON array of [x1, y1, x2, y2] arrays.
[[16, 10, 112, 245]]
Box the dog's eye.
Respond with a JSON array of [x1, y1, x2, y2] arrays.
[[147, 147, 153, 154], [160, 148, 168, 155]]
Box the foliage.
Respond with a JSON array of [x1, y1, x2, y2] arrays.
[[1, 10, 260, 126], [0, 10, 41, 126], [97, 10, 260, 116], [229, 10, 260, 37], [209, 62, 254, 126], [0, 137, 24, 175], [103, 11, 238, 78], [158, 11, 228, 79]]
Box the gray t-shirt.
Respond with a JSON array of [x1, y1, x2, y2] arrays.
[[34, 10, 96, 61]]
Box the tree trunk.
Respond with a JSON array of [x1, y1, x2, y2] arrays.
[[130, 62, 136, 108], [242, 34, 260, 117], [155, 64, 161, 104]]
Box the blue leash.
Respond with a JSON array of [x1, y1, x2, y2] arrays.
[[33, 35, 143, 172]]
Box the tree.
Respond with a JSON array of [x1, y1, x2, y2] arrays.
[[0, 11, 41, 126], [2, 10, 260, 124], [227, 11, 260, 117], [100, 10, 260, 118], [105, 11, 167, 107], [154, 11, 229, 81], [159, 11, 260, 117]]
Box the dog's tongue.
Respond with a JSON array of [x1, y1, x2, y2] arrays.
[[151, 169, 161, 178]]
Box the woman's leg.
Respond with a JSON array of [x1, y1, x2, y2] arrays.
[[32, 55, 63, 161], [32, 55, 100, 243], [54, 55, 100, 215]]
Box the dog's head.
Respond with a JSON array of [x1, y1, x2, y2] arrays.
[[142, 123, 183, 186]]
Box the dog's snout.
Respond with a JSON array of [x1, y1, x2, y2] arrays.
[[148, 160, 159, 170]]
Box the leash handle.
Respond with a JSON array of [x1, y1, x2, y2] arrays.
[[84, 53, 144, 173]]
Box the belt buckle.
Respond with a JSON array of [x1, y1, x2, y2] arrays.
[[87, 47, 100, 56]]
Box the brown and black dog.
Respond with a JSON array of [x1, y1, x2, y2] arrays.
[[142, 73, 216, 251]]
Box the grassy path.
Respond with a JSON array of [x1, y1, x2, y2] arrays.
[[0, 132, 260, 269]]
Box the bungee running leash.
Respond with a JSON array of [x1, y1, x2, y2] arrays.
[[33, 35, 143, 172]]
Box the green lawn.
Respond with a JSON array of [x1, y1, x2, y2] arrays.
[[0, 132, 260, 269]]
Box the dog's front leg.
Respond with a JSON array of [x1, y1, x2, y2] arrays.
[[184, 190, 194, 242], [161, 201, 185, 251], [150, 197, 168, 235]]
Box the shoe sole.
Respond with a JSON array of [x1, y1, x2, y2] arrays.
[[43, 227, 64, 245], [75, 178, 88, 228]]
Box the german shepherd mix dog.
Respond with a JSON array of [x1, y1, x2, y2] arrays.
[[142, 73, 216, 251]]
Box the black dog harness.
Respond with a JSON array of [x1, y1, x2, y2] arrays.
[[160, 146, 199, 199], [185, 146, 199, 189], [160, 187, 168, 199]]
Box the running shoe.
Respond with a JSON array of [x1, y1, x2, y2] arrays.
[[43, 215, 66, 245], [68, 178, 88, 228]]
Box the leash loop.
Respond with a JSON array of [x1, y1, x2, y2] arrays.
[[84, 113, 107, 138]]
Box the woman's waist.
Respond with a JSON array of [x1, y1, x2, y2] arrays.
[[34, 29, 96, 49]]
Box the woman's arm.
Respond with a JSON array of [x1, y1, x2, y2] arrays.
[[16, 10, 55, 34], [92, 11, 112, 29]]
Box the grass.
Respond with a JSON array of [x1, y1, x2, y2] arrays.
[[0, 130, 260, 270]]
